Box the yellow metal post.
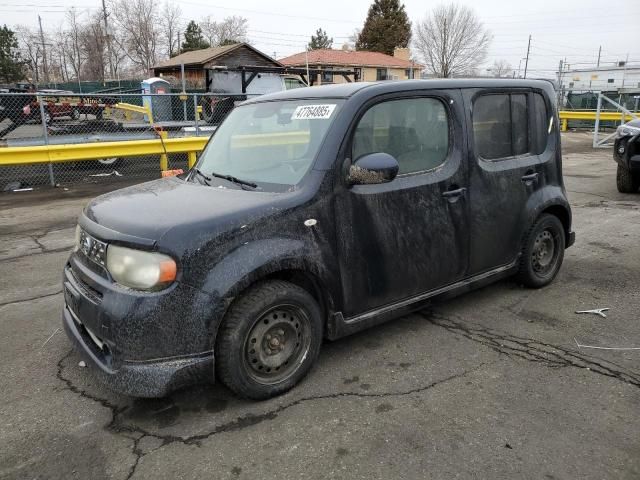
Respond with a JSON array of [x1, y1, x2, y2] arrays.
[[187, 151, 197, 169], [562, 118, 568, 132]]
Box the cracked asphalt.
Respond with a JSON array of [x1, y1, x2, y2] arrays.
[[1, 132, 639, 480]]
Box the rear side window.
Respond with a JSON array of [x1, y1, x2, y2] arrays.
[[352, 97, 449, 175], [511, 94, 529, 155], [473, 92, 550, 160], [532, 93, 549, 154], [473, 94, 512, 159]]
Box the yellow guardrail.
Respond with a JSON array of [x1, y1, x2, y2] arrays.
[[0, 136, 209, 170], [558, 110, 638, 131]]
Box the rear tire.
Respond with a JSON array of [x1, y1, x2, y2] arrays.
[[616, 164, 639, 193], [215, 280, 323, 400], [515, 214, 565, 288]]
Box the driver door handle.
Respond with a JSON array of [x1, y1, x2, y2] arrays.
[[521, 172, 539, 183], [442, 187, 467, 199]]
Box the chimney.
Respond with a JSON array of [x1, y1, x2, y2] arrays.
[[393, 47, 410, 61]]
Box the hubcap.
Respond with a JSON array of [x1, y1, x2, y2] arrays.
[[244, 306, 310, 384], [531, 229, 556, 274]]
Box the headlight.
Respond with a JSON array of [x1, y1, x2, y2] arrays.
[[106, 245, 176, 290], [74, 225, 81, 252]]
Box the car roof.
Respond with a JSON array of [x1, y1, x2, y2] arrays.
[[244, 78, 556, 104]]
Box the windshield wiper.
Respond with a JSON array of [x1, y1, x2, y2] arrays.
[[210, 171, 258, 190], [191, 168, 211, 186], [191, 168, 257, 190]]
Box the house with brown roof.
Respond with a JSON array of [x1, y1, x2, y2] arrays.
[[152, 43, 282, 89], [279, 48, 422, 85]]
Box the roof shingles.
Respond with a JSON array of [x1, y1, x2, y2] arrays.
[[279, 49, 421, 69]]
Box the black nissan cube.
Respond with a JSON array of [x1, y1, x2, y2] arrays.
[[63, 79, 575, 399]]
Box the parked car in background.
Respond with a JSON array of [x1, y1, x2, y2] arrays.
[[62, 79, 574, 400], [614, 119, 640, 192]]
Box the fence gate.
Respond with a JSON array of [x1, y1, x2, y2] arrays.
[[593, 92, 639, 149]]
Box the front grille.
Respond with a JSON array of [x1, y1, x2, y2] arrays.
[[68, 266, 103, 304], [78, 228, 107, 267]]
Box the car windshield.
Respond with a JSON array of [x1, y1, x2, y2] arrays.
[[196, 99, 344, 190]]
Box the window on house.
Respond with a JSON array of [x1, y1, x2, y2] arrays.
[[405, 69, 412, 79], [473, 93, 542, 160], [321, 67, 333, 83], [352, 97, 449, 175], [376, 68, 388, 81], [607, 78, 615, 83], [354, 68, 362, 81]]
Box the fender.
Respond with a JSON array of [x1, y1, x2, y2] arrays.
[[523, 184, 573, 245], [199, 237, 337, 337]]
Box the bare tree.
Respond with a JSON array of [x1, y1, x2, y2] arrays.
[[109, 0, 160, 74], [490, 59, 512, 78], [201, 15, 248, 47], [65, 8, 86, 81], [51, 25, 70, 82], [81, 13, 107, 82], [217, 16, 248, 45], [200, 16, 217, 47], [161, 2, 182, 58], [15, 25, 41, 83], [413, 4, 491, 78]]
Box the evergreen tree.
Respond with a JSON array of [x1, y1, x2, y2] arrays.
[[356, 0, 411, 55], [181, 20, 210, 53], [308, 28, 333, 50], [0, 25, 24, 83]]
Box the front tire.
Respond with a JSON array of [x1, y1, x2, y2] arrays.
[[515, 214, 565, 288], [616, 164, 639, 193], [215, 280, 323, 400]]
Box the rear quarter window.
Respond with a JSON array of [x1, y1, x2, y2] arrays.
[[473, 91, 550, 160]]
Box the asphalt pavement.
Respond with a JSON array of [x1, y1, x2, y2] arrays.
[[0, 132, 638, 480]]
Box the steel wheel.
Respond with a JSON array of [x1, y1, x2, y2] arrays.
[[531, 229, 557, 274], [243, 305, 312, 385], [516, 214, 565, 288]]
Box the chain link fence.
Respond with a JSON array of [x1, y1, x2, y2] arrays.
[[0, 92, 256, 191]]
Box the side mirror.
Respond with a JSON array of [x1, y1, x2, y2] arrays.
[[347, 152, 399, 185]]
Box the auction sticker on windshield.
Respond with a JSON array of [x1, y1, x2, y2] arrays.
[[292, 104, 337, 120]]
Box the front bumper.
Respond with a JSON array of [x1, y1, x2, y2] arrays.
[[63, 306, 213, 397], [62, 250, 220, 397]]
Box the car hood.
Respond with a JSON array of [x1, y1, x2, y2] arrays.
[[83, 177, 290, 246]]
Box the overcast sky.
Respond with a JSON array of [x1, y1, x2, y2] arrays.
[[1, 0, 638, 78]]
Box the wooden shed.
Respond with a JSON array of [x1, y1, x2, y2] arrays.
[[152, 43, 283, 89]]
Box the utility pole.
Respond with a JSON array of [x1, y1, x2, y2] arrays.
[[101, 0, 114, 81], [523, 34, 531, 79], [596, 45, 601, 68], [38, 15, 49, 84]]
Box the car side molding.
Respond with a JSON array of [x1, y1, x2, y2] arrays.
[[327, 259, 519, 340]]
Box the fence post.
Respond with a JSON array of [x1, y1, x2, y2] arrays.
[[593, 92, 602, 149], [193, 94, 200, 136], [38, 94, 56, 186]]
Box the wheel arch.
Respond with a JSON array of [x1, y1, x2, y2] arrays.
[[541, 203, 571, 243], [200, 237, 338, 344], [523, 186, 572, 246]]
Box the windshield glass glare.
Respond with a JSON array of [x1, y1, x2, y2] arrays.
[[197, 99, 344, 188]]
